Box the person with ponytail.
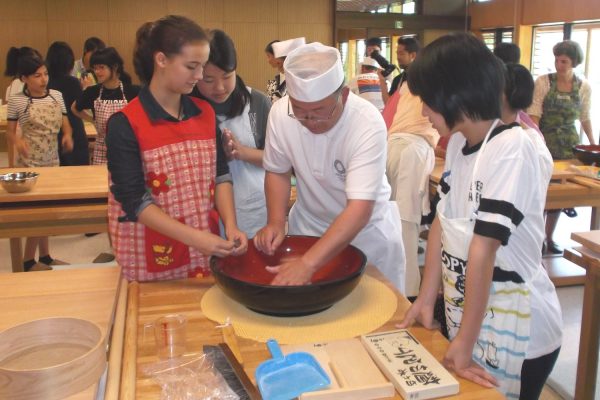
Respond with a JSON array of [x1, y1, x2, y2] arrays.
[[191, 29, 270, 238], [4, 47, 41, 102], [72, 47, 139, 165], [46, 41, 90, 166], [106, 15, 247, 282], [6, 48, 74, 271]]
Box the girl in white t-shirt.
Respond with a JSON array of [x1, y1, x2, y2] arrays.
[[6, 49, 74, 271], [398, 33, 562, 399]]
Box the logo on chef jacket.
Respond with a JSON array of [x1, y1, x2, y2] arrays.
[[468, 180, 483, 203], [333, 160, 346, 182]]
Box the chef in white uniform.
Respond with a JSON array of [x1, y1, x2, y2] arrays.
[[255, 42, 406, 291]]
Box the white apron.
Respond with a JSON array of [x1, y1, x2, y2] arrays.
[[438, 120, 531, 398], [18, 94, 62, 167], [217, 93, 267, 238], [93, 82, 127, 165]]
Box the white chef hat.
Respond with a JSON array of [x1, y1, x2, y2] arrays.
[[272, 37, 306, 58], [360, 56, 382, 69], [284, 42, 345, 102]]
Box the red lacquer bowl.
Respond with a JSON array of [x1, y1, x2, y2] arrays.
[[210, 236, 367, 316], [573, 144, 600, 165]]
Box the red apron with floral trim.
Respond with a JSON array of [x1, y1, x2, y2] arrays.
[[108, 96, 219, 282]]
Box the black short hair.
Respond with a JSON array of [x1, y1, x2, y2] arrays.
[[83, 37, 106, 54], [5, 47, 42, 77], [265, 40, 280, 55], [504, 63, 534, 111], [553, 40, 584, 67], [46, 41, 75, 79], [366, 37, 382, 48], [493, 43, 520, 64], [408, 32, 504, 129], [90, 47, 132, 86], [397, 37, 420, 54]]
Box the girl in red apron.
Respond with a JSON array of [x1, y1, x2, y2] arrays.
[[105, 15, 247, 282], [6, 50, 74, 271], [72, 47, 139, 165], [398, 33, 562, 399]]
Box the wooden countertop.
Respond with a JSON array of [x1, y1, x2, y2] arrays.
[[0, 267, 122, 399], [0, 165, 108, 202], [125, 266, 503, 399]]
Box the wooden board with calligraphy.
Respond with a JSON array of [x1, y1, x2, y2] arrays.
[[361, 330, 459, 400]]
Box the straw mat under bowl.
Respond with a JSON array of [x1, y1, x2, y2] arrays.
[[201, 275, 397, 344]]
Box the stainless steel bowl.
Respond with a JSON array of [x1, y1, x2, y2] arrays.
[[0, 172, 39, 193]]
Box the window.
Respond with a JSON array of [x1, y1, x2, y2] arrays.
[[348, 0, 415, 14], [480, 28, 514, 51], [531, 25, 564, 79], [482, 31, 495, 51]]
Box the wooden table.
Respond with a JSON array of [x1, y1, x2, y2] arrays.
[[122, 266, 503, 399], [0, 266, 123, 400], [564, 231, 600, 400], [430, 158, 600, 230], [0, 116, 97, 167], [0, 165, 108, 272]]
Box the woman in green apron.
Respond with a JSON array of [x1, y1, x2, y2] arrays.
[[528, 40, 595, 254], [398, 33, 562, 399]]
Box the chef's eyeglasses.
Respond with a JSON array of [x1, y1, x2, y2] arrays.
[[287, 92, 341, 123]]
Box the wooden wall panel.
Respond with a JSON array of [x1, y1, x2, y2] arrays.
[[278, 0, 332, 24], [469, 0, 516, 30], [521, 0, 573, 25], [0, 0, 334, 92], [573, 0, 600, 21], [166, 0, 207, 20], [224, 0, 277, 23], [47, 21, 110, 55], [0, 0, 46, 20], [278, 24, 333, 45], [107, 0, 167, 22], [46, 0, 108, 21], [223, 22, 278, 94], [204, 0, 224, 22]]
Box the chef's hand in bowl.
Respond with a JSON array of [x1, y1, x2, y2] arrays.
[[266, 257, 317, 286], [225, 226, 248, 255], [253, 223, 285, 255], [396, 297, 440, 330]]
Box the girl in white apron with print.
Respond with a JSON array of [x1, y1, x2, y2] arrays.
[[438, 120, 531, 397], [398, 33, 561, 399], [193, 30, 270, 238], [72, 47, 136, 165], [6, 52, 73, 271]]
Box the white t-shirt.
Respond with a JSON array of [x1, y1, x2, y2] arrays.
[[263, 93, 406, 290], [4, 78, 24, 103], [348, 72, 384, 111], [442, 124, 562, 358]]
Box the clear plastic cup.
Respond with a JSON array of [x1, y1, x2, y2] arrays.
[[144, 314, 187, 359]]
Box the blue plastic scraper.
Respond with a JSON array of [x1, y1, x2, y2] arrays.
[[255, 339, 331, 400]]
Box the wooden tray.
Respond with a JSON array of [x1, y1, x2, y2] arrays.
[[282, 338, 395, 399]]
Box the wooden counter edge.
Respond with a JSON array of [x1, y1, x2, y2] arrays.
[[120, 282, 139, 400], [106, 278, 129, 400]]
